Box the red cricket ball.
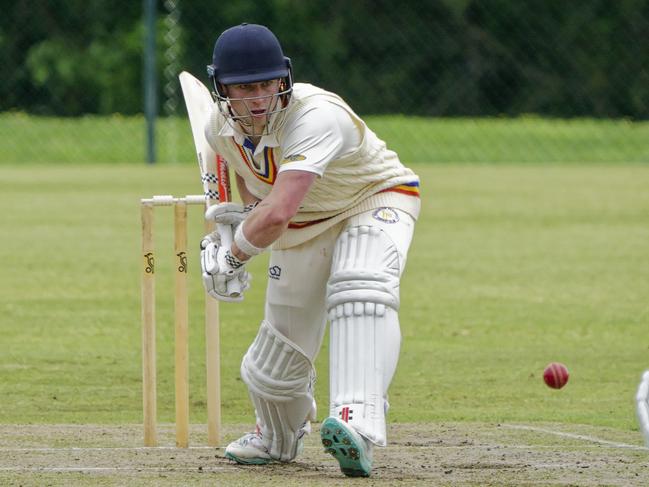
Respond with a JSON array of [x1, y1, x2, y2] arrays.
[[543, 362, 569, 389]]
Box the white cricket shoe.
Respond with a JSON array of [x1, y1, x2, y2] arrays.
[[320, 417, 373, 477], [224, 431, 272, 465], [224, 424, 309, 465]]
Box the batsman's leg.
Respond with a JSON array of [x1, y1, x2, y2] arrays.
[[323, 208, 416, 477], [225, 225, 339, 464], [237, 319, 316, 462]]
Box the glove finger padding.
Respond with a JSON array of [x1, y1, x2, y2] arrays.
[[202, 272, 245, 302], [200, 231, 221, 249], [205, 202, 246, 225], [201, 242, 220, 274], [238, 270, 252, 292], [202, 271, 250, 302], [200, 241, 251, 302]]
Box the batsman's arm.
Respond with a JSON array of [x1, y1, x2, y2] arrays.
[[231, 170, 317, 261]]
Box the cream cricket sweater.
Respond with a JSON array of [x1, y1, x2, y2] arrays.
[[206, 83, 420, 249]]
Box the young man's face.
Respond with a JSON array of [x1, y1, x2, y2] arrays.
[[224, 79, 281, 135]]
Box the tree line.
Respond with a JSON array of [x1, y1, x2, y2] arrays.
[[2, 0, 647, 118]]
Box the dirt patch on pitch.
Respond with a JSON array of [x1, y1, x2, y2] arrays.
[[0, 422, 647, 486]]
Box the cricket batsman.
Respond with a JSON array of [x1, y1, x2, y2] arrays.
[[199, 23, 420, 477]]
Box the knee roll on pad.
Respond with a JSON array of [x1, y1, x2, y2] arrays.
[[327, 225, 400, 312], [241, 320, 316, 461], [326, 225, 402, 447]]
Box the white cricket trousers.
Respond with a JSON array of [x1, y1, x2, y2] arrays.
[[264, 207, 416, 369]]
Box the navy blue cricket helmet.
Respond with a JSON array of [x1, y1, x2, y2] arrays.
[[207, 23, 293, 96]]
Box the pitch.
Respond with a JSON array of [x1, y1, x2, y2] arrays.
[[0, 423, 647, 486]]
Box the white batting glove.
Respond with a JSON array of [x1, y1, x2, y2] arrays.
[[205, 202, 246, 226], [205, 200, 259, 226], [200, 240, 250, 302], [199, 230, 220, 250], [204, 201, 259, 248]]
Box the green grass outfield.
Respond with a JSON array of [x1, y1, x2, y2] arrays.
[[0, 163, 647, 437], [1, 112, 648, 164]]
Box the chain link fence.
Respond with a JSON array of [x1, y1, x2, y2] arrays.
[[1, 0, 647, 164]]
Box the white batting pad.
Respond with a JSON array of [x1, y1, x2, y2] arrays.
[[327, 224, 403, 447], [637, 370, 649, 447], [240, 320, 316, 461]]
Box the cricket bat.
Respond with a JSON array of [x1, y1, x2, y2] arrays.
[[179, 71, 240, 297]]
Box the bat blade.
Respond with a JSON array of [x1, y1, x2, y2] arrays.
[[179, 71, 240, 298], [178, 71, 224, 204]]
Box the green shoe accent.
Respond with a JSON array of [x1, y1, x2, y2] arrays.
[[320, 417, 372, 477]]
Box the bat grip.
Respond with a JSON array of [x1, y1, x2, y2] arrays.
[[217, 222, 242, 297]]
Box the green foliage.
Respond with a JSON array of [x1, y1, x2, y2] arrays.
[[0, 1, 168, 115], [0, 163, 647, 429], [463, 0, 649, 118], [1, 1, 648, 117]]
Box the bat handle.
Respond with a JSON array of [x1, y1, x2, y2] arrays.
[[217, 223, 242, 297]]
